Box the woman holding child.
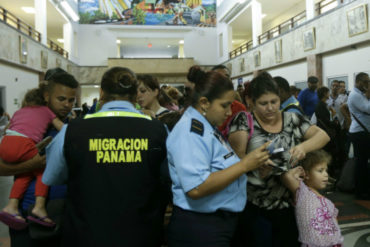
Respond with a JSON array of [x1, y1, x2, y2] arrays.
[[228, 72, 330, 246]]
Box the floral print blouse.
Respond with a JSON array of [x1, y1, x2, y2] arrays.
[[296, 181, 343, 247], [229, 111, 311, 209]]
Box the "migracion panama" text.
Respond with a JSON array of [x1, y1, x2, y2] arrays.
[[89, 138, 148, 163]]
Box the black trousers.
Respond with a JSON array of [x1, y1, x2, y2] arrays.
[[168, 206, 238, 247], [349, 131, 370, 198], [232, 203, 300, 247], [9, 228, 61, 247]]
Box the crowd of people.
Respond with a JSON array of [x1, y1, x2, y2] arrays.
[[0, 64, 369, 247]]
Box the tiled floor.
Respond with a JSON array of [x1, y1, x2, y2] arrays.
[[326, 191, 370, 246], [0, 176, 369, 247]]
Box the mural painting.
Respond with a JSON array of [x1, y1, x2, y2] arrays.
[[79, 0, 216, 26]]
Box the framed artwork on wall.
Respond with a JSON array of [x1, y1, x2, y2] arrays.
[[303, 28, 316, 51], [41, 51, 48, 69], [294, 81, 307, 90], [239, 58, 245, 73], [327, 75, 348, 89], [19, 36, 27, 64], [274, 39, 282, 63], [56, 58, 61, 68], [347, 4, 368, 37], [226, 63, 232, 76], [253, 51, 261, 67]]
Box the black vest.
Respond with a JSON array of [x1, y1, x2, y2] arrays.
[[62, 113, 167, 247]]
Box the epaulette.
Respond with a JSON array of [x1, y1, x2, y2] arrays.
[[190, 119, 204, 136]]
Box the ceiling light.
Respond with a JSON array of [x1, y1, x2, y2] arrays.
[[232, 40, 235, 43], [167, 45, 171, 48], [57, 39, 64, 43], [179, 40, 184, 44], [21, 7, 35, 14], [262, 13, 267, 18], [238, 0, 247, 3], [94, 85, 99, 88], [116, 40, 121, 44], [60, 1, 79, 22]]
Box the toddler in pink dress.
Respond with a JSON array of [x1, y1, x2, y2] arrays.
[[282, 150, 343, 247], [0, 87, 64, 230]]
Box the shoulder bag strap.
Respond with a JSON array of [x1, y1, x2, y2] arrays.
[[351, 113, 369, 134]]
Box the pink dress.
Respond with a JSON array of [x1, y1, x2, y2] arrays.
[[295, 181, 343, 247]]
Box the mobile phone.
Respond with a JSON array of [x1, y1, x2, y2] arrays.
[[267, 137, 284, 155]]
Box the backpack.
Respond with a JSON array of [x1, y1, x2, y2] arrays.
[[221, 111, 254, 142]]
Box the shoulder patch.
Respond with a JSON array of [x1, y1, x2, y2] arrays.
[[190, 119, 204, 136]]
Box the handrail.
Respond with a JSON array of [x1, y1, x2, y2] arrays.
[[49, 39, 69, 59], [229, 40, 253, 58], [229, 0, 343, 59], [0, 6, 69, 59], [0, 6, 41, 42]]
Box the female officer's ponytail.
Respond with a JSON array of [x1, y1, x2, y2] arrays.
[[101, 67, 137, 102], [187, 65, 233, 107]]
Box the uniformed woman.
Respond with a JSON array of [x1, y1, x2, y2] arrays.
[[42, 67, 168, 247], [166, 66, 271, 247]]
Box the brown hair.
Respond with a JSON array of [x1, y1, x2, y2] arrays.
[[22, 82, 48, 107], [101, 67, 137, 102], [300, 150, 332, 172]]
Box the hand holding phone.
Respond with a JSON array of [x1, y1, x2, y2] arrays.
[[266, 136, 284, 155]]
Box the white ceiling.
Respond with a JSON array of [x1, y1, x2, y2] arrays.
[[230, 0, 323, 47], [231, 0, 303, 44], [1, 0, 320, 55], [0, 0, 67, 46]]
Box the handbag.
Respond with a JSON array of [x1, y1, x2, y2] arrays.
[[317, 118, 338, 140]]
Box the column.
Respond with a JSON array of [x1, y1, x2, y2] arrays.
[[35, 0, 47, 45], [117, 44, 121, 58], [306, 0, 315, 20], [63, 23, 72, 58], [307, 54, 323, 87], [64, 22, 78, 60], [178, 44, 185, 58], [251, 0, 262, 47]]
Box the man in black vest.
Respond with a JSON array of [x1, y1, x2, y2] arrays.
[[43, 67, 168, 247]]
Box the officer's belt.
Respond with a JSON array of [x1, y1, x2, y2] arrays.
[[84, 111, 152, 120]]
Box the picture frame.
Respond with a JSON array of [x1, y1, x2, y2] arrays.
[[303, 28, 316, 51], [56, 58, 61, 68], [41, 51, 48, 69], [327, 75, 348, 89], [274, 39, 282, 63], [226, 63, 232, 76], [19, 36, 27, 64], [294, 81, 307, 90], [67, 64, 72, 73], [347, 4, 368, 37], [239, 58, 245, 72], [253, 51, 261, 67]]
